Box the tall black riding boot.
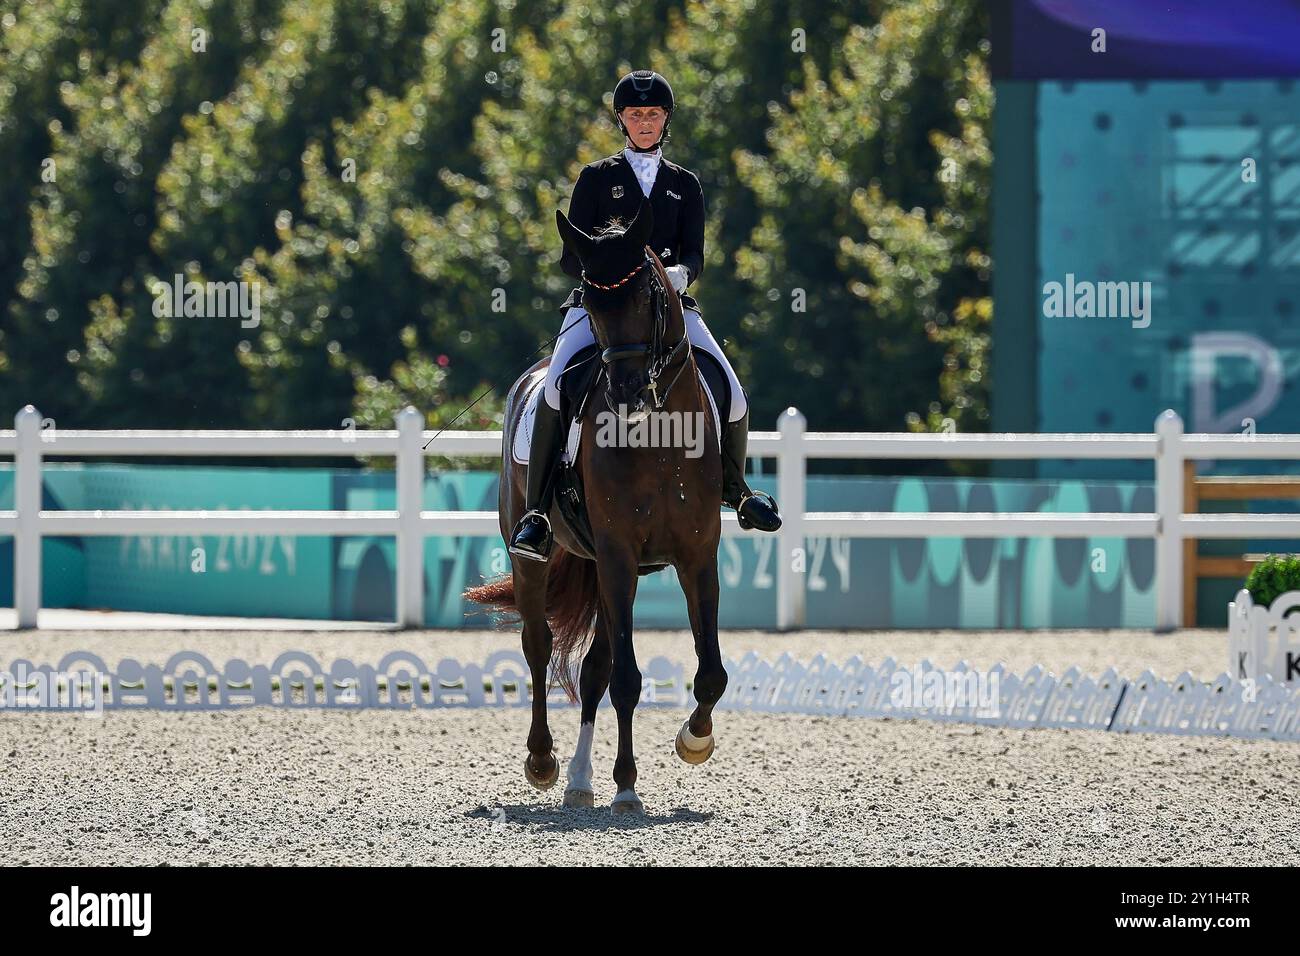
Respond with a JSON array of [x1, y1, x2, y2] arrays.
[[508, 400, 565, 562], [721, 405, 782, 532]]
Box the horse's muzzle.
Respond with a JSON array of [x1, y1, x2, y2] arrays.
[[605, 391, 651, 424]]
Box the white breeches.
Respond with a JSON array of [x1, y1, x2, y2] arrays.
[[543, 306, 747, 422]]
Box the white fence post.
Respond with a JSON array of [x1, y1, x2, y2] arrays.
[[777, 407, 807, 630], [15, 405, 42, 629], [1155, 409, 1184, 632], [396, 406, 425, 628]]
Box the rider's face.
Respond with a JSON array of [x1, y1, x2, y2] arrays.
[[620, 107, 666, 149]]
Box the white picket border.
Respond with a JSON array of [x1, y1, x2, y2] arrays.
[[2, 650, 1297, 741], [1227, 588, 1300, 685]]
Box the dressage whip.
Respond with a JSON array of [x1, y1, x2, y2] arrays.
[[421, 310, 598, 451]]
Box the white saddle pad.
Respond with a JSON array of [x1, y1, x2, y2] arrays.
[[511, 368, 721, 465], [511, 380, 582, 466]]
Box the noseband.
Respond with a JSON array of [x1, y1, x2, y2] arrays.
[[581, 248, 691, 411]]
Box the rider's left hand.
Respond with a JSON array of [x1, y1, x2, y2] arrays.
[[665, 265, 689, 294]]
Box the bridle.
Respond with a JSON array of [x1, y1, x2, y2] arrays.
[[581, 246, 692, 412]]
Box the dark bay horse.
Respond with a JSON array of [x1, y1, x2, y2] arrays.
[[466, 201, 727, 815]]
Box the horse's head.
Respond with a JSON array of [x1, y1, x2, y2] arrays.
[[557, 202, 676, 421]]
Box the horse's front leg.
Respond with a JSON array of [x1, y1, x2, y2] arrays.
[[562, 609, 610, 808], [596, 543, 643, 815], [674, 550, 726, 764]]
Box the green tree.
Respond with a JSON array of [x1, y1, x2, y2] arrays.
[[0, 0, 993, 476], [733, 0, 992, 450]]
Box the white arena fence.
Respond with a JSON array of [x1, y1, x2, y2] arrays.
[[3, 404, 1300, 631], [2, 649, 1297, 741]]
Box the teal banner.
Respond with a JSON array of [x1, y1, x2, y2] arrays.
[[0, 463, 1213, 628]]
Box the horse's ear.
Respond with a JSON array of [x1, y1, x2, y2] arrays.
[[556, 210, 594, 260], [628, 200, 654, 246]]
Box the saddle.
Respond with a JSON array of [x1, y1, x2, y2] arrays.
[[515, 344, 732, 564]]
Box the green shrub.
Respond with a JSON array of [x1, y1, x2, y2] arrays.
[[1244, 554, 1300, 608]]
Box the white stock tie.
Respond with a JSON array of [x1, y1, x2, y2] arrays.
[[624, 146, 662, 199]]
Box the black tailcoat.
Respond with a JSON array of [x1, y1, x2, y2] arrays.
[[558, 151, 704, 314]]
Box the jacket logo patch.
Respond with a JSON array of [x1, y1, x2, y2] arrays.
[[667, 189, 682, 200], [611, 185, 624, 198]]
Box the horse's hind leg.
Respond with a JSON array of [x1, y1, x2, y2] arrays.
[[595, 547, 644, 815], [562, 610, 610, 808], [517, 561, 559, 791]]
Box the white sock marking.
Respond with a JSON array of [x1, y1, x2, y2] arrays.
[[566, 721, 594, 792]]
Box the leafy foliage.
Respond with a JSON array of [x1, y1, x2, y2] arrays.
[[1244, 554, 1300, 609]]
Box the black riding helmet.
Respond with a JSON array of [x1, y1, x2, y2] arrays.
[[613, 70, 674, 152]]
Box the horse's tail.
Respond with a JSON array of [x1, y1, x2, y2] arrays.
[[544, 545, 600, 703], [463, 573, 519, 618], [462, 544, 599, 704]]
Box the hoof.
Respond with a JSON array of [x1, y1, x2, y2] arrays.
[[562, 787, 595, 808], [611, 793, 644, 816], [675, 721, 715, 765], [524, 752, 559, 791]]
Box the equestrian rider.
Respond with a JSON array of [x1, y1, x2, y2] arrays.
[[508, 69, 782, 562]]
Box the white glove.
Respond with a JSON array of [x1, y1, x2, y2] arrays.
[[665, 264, 689, 294]]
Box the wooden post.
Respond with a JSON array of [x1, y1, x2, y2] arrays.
[[1181, 475, 1300, 627]]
